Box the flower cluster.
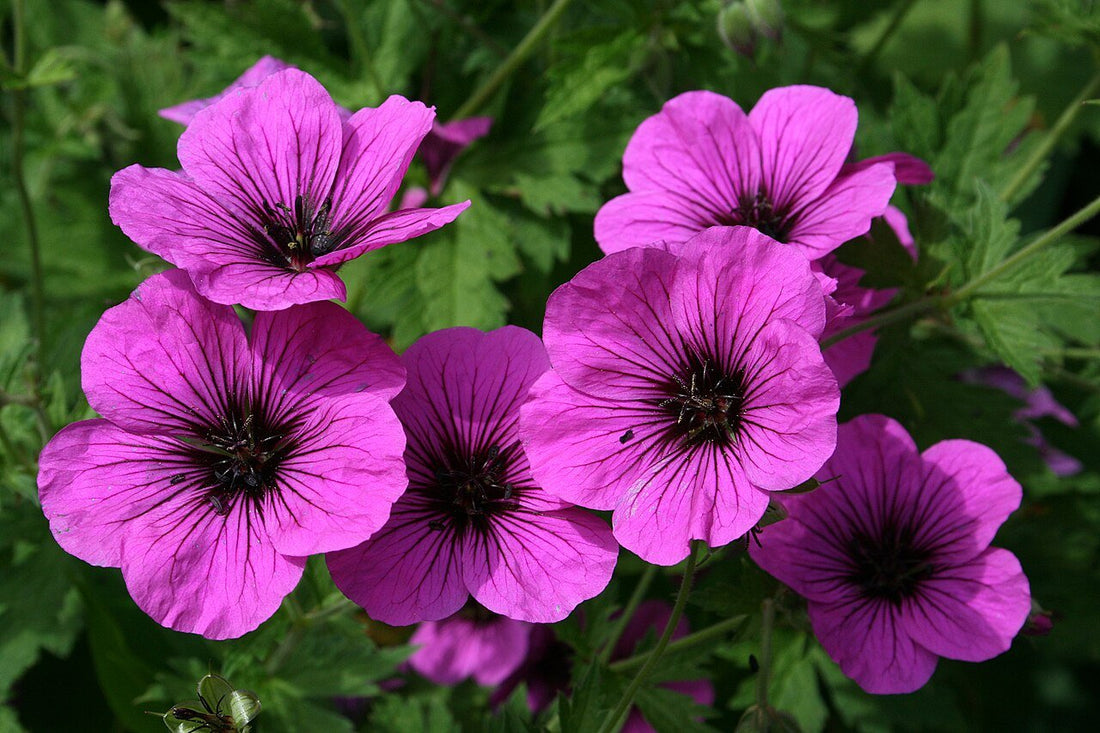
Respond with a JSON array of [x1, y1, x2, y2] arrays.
[[37, 58, 1033, 706]]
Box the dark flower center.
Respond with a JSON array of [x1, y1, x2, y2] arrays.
[[255, 194, 340, 271], [428, 442, 522, 537], [659, 353, 746, 447], [718, 188, 795, 242], [846, 521, 935, 604], [185, 404, 291, 516]]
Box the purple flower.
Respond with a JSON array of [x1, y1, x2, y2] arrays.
[[961, 366, 1082, 476], [749, 414, 1031, 694], [520, 226, 840, 565], [491, 625, 573, 712], [37, 270, 408, 639], [111, 69, 469, 310], [420, 118, 493, 196], [594, 87, 897, 259], [612, 601, 714, 733], [408, 607, 531, 686], [816, 255, 896, 387], [327, 327, 619, 624]]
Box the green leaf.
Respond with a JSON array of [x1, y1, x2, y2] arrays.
[[560, 660, 613, 733], [535, 30, 644, 131], [634, 685, 717, 733], [368, 693, 461, 733]]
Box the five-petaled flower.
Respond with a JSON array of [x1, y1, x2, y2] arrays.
[[327, 326, 618, 624], [37, 270, 408, 639], [749, 414, 1031, 694], [594, 86, 898, 259], [408, 605, 531, 686], [520, 226, 840, 565], [111, 68, 469, 310]]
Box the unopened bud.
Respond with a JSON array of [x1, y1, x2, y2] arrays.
[[718, 2, 757, 58], [746, 0, 785, 41]]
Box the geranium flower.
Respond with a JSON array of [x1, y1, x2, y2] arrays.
[[111, 68, 469, 310], [399, 117, 494, 209], [37, 270, 407, 639], [327, 327, 618, 624], [749, 414, 1031, 694], [519, 226, 840, 565], [594, 87, 897, 259], [408, 606, 531, 686], [490, 625, 572, 712], [815, 255, 896, 387]]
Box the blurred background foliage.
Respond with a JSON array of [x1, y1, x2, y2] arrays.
[[2, 0, 1100, 730]]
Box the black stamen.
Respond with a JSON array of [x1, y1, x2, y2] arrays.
[[846, 520, 935, 604], [658, 351, 746, 447]]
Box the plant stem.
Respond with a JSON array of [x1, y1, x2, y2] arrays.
[[450, 0, 575, 120], [950, 191, 1100, 304], [858, 0, 918, 74], [9, 0, 46, 364], [611, 614, 748, 673], [334, 0, 385, 98], [598, 541, 702, 733], [600, 564, 658, 665], [1000, 68, 1100, 204], [264, 596, 307, 675], [819, 296, 941, 349], [755, 598, 775, 708]]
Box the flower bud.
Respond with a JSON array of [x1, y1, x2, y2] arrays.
[[718, 2, 757, 58], [746, 0, 785, 41]]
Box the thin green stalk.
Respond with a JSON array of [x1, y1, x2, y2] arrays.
[[264, 596, 307, 675], [599, 564, 658, 665], [451, 0, 575, 120], [611, 614, 748, 673], [950, 192, 1100, 304], [598, 542, 702, 733], [819, 296, 941, 349], [858, 0, 918, 74], [10, 0, 46, 362], [1000, 68, 1100, 204], [335, 0, 385, 98], [755, 598, 775, 708]]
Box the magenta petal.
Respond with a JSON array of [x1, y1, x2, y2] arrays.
[[785, 162, 897, 258], [81, 270, 248, 434], [810, 598, 938, 694], [121, 501, 305, 639], [543, 247, 683, 399], [465, 508, 618, 622], [326, 500, 471, 625], [736, 320, 839, 491], [251, 301, 404, 403], [409, 616, 530, 686], [192, 260, 347, 310], [160, 56, 294, 125], [520, 371, 656, 511], [920, 439, 1022, 562], [902, 547, 1030, 663], [330, 95, 435, 228], [595, 191, 715, 254], [37, 421, 191, 567], [109, 166, 260, 266], [622, 90, 760, 210], [265, 394, 407, 556], [749, 86, 857, 209], [844, 152, 934, 185], [178, 69, 343, 221], [311, 202, 471, 267], [611, 444, 771, 565]]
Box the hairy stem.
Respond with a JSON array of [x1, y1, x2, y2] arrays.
[[1000, 67, 1100, 204], [9, 0, 46, 364], [819, 296, 941, 349], [599, 564, 659, 665], [451, 0, 575, 120], [610, 614, 748, 673], [598, 541, 702, 733]]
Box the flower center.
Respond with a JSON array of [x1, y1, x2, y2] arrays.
[[846, 522, 935, 604], [188, 405, 289, 516], [428, 442, 521, 535], [256, 194, 339, 271], [659, 354, 746, 447], [718, 188, 795, 242]]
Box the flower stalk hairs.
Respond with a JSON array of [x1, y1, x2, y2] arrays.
[[37, 270, 408, 638], [750, 415, 1031, 693]]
